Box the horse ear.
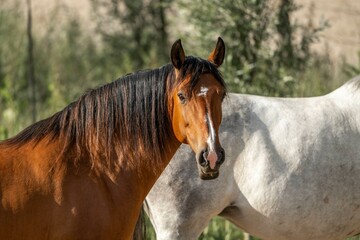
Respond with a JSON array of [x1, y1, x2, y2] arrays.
[[208, 37, 225, 67], [171, 39, 185, 70]]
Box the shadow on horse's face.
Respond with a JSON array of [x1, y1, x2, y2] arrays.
[[170, 38, 226, 180]]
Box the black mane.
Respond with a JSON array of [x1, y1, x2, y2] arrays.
[[2, 57, 226, 174]]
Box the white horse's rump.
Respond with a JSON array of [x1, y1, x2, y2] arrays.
[[146, 76, 360, 240]]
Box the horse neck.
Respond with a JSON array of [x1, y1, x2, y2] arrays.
[[131, 136, 181, 199]]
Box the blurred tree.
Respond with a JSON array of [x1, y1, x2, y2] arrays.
[[0, 2, 93, 136], [179, 0, 328, 96], [26, 0, 37, 122], [0, 1, 28, 135], [90, 0, 172, 72], [343, 52, 360, 78]]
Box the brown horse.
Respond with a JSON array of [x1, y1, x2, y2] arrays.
[[0, 38, 226, 239]]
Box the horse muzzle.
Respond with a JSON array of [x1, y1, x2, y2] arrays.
[[197, 147, 225, 180]]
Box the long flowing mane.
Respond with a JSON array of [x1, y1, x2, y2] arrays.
[[1, 57, 226, 175]]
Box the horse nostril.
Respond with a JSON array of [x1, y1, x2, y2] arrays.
[[216, 148, 225, 165], [199, 150, 209, 167]]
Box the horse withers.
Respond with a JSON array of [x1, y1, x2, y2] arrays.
[[146, 77, 360, 240], [0, 38, 227, 239]]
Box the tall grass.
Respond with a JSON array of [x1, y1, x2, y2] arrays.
[[199, 217, 260, 240], [146, 216, 360, 240]]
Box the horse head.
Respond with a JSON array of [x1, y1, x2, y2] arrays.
[[169, 37, 226, 180]]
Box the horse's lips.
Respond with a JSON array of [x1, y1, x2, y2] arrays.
[[200, 168, 219, 180]]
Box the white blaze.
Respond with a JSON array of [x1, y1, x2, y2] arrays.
[[206, 112, 217, 169], [198, 85, 218, 169], [197, 86, 209, 97]]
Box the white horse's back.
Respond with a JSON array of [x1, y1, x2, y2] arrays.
[[146, 76, 360, 240]]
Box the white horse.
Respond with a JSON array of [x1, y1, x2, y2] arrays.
[[146, 76, 360, 240]]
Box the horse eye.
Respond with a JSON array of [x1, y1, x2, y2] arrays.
[[177, 92, 186, 104]]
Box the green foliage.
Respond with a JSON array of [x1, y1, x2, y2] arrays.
[[199, 217, 260, 240], [90, 0, 172, 70], [0, 2, 28, 134], [348, 236, 360, 240], [178, 0, 329, 96], [343, 52, 360, 79], [0, 0, 335, 139]]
